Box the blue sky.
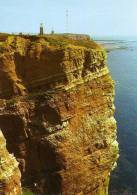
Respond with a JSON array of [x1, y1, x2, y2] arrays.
[[0, 0, 137, 37]]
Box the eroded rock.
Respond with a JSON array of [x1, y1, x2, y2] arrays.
[[0, 130, 22, 194]]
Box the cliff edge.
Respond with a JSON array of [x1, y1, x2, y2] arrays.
[[0, 34, 118, 194]]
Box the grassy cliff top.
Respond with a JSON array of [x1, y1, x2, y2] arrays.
[[0, 33, 101, 49]]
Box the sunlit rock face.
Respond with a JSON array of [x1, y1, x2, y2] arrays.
[[0, 35, 118, 195], [0, 130, 22, 195]]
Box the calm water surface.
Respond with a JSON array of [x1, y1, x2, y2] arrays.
[[108, 41, 137, 191]]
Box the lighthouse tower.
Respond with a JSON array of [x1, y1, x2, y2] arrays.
[[40, 23, 44, 35]]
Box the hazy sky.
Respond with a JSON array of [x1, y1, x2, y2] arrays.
[[0, 0, 137, 37]]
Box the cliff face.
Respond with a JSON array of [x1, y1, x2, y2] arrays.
[[0, 35, 118, 194], [0, 130, 22, 194]]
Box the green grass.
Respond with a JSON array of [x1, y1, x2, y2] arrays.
[[38, 34, 101, 49], [4, 33, 101, 49], [23, 188, 35, 195]]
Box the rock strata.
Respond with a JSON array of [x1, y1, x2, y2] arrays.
[[0, 35, 118, 194]]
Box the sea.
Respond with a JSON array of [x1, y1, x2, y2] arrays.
[[95, 38, 137, 194]]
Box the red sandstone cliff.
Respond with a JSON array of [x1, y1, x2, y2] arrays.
[[0, 35, 118, 194]]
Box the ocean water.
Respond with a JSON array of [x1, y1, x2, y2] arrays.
[[108, 41, 137, 192]]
